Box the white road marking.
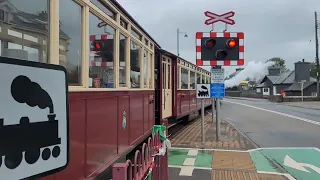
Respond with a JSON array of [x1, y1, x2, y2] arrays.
[[223, 100, 320, 126], [183, 158, 196, 166], [248, 147, 318, 152], [257, 171, 296, 180], [179, 166, 194, 176], [169, 165, 211, 170], [187, 149, 198, 156]]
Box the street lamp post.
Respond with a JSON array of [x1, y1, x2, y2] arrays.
[[177, 28, 188, 56]]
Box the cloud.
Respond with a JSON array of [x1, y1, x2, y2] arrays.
[[117, 0, 320, 76]]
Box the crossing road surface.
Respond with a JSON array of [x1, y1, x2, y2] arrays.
[[221, 98, 320, 148]]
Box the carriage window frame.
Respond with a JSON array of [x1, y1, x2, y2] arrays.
[[57, 0, 157, 91]]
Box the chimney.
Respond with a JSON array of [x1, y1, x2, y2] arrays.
[[268, 65, 281, 75], [294, 59, 310, 82], [38, 11, 48, 21]]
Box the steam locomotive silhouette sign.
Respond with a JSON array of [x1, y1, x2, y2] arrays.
[[0, 57, 69, 180], [196, 84, 211, 99]]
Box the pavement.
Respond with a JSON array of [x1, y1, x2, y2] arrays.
[[168, 98, 320, 180], [168, 114, 290, 180], [168, 148, 293, 180], [169, 114, 254, 150], [282, 101, 320, 110]]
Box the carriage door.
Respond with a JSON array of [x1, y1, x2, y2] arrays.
[[162, 56, 172, 119]]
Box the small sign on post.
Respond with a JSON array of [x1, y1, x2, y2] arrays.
[[196, 84, 211, 99], [196, 84, 211, 144], [211, 68, 225, 83], [210, 67, 225, 141]]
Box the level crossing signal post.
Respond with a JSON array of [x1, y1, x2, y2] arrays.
[[196, 10, 244, 141]]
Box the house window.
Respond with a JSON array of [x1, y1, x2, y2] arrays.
[[312, 92, 317, 97], [263, 88, 269, 92], [256, 88, 261, 93]]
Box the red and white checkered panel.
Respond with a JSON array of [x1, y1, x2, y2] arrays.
[[195, 32, 244, 66], [90, 34, 117, 67]]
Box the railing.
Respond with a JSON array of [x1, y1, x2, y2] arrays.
[[112, 120, 169, 180]]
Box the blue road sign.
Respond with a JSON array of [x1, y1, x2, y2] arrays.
[[210, 83, 225, 98]]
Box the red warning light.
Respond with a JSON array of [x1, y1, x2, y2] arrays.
[[205, 39, 216, 49], [227, 39, 236, 48], [92, 40, 104, 50], [95, 43, 101, 49]]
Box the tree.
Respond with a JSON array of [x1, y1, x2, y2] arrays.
[[310, 62, 317, 78], [266, 57, 289, 72]]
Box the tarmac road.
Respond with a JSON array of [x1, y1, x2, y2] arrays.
[[220, 98, 320, 148]]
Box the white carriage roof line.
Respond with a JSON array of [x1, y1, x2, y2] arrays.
[[159, 49, 211, 74]]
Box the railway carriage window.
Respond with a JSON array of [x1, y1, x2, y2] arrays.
[[89, 13, 115, 88], [143, 50, 149, 88], [177, 66, 180, 89], [60, 0, 82, 85], [149, 53, 153, 88], [130, 40, 141, 88], [181, 68, 188, 89], [120, 18, 128, 29], [131, 28, 142, 40], [119, 34, 127, 87], [144, 38, 149, 46], [0, 0, 49, 63], [150, 43, 153, 50], [90, 0, 116, 20], [190, 71, 195, 89], [197, 73, 201, 85], [168, 64, 171, 89], [162, 63, 166, 89], [202, 75, 205, 83]]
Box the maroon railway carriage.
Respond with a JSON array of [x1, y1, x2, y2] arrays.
[[155, 49, 212, 126], [14, 0, 214, 179]]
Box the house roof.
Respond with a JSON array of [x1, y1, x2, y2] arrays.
[[285, 81, 316, 91], [259, 70, 316, 86], [256, 81, 267, 88], [264, 70, 295, 85]]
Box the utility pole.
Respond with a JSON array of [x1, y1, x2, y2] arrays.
[[315, 12, 320, 99]]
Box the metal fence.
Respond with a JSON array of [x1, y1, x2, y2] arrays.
[[112, 120, 169, 180]]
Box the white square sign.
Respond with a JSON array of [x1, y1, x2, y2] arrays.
[[196, 84, 211, 99], [0, 57, 69, 180], [211, 68, 225, 83]]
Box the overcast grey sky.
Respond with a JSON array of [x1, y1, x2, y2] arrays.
[[117, 0, 319, 76]]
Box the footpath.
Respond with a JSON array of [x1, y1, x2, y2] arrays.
[[168, 113, 295, 180], [282, 101, 320, 110]]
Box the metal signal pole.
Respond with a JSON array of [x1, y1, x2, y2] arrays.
[[315, 12, 320, 98]]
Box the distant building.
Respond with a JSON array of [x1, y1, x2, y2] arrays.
[[256, 59, 317, 97], [0, 0, 69, 64]]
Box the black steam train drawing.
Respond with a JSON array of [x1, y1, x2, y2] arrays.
[[198, 85, 209, 97], [0, 75, 61, 170]]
